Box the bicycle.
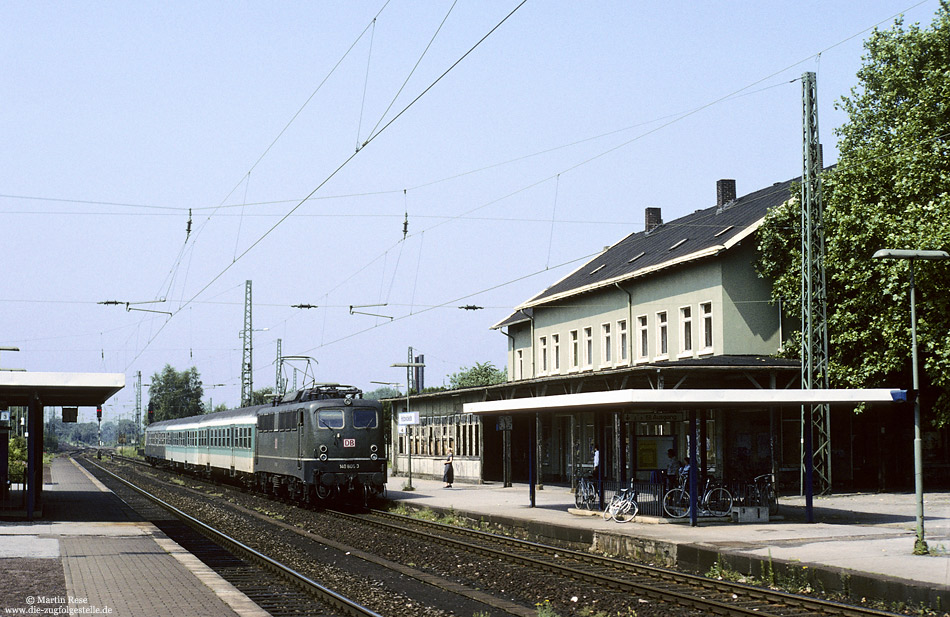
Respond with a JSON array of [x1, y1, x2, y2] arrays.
[[574, 474, 597, 510], [663, 473, 733, 518], [603, 486, 638, 523], [749, 473, 778, 515]]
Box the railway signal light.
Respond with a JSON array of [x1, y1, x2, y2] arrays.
[[96, 406, 102, 421], [147, 401, 154, 424]]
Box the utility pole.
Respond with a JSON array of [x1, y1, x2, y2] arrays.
[[241, 280, 253, 407], [800, 71, 832, 502]]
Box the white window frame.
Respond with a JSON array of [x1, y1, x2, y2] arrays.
[[570, 329, 579, 370], [539, 336, 548, 374], [679, 305, 693, 358], [655, 311, 668, 360], [552, 333, 560, 373], [583, 327, 593, 368], [617, 319, 628, 364], [636, 315, 649, 363], [516, 349, 523, 380], [601, 322, 612, 366], [700, 302, 714, 354]]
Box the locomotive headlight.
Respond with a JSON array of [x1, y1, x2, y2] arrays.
[[371, 453, 378, 461], [370, 444, 378, 453], [319, 445, 328, 453], [320, 454, 328, 461]]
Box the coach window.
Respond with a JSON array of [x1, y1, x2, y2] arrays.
[[317, 409, 344, 429], [353, 408, 377, 429]]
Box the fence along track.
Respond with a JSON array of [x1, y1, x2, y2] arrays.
[[82, 456, 383, 617], [338, 509, 901, 617]]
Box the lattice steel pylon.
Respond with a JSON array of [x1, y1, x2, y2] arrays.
[[800, 72, 832, 494], [135, 371, 142, 444], [275, 338, 283, 397], [241, 280, 253, 407]]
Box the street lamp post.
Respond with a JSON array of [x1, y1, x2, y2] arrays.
[[872, 248, 950, 555], [392, 361, 425, 491]]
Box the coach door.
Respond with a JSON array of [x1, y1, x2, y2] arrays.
[[229, 426, 235, 475]]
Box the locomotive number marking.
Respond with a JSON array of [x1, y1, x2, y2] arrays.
[[343, 438, 356, 448]]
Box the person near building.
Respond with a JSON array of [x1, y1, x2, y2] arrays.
[[443, 448, 454, 488]]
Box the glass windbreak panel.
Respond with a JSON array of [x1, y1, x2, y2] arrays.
[[316, 409, 344, 429], [352, 408, 378, 429]]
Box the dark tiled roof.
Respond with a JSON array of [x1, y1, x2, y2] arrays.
[[493, 176, 797, 328]]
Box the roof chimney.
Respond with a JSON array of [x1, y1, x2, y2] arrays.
[[716, 179, 736, 209], [645, 207, 662, 233]]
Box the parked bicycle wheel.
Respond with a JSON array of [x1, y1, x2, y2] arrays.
[[613, 498, 637, 523], [705, 487, 733, 517], [575, 479, 595, 510], [575, 485, 587, 509], [663, 488, 690, 518], [603, 495, 621, 521]]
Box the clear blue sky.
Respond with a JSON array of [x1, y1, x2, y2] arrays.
[[1, 1, 940, 422]]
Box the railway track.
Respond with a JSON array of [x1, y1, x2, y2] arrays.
[[99, 453, 906, 617], [333, 509, 903, 617], [80, 456, 382, 617]]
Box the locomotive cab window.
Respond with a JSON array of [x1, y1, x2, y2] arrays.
[[353, 408, 378, 429], [316, 409, 344, 429]]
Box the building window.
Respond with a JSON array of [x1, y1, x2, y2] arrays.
[[656, 311, 668, 359], [570, 330, 579, 369], [539, 336, 548, 374], [700, 302, 714, 353], [601, 323, 612, 365], [583, 327, 593, 368], [637, 315, 648, 361], [680, 306, 693, 356], [618, 319, 628, 363], [552, 333, 560, 372], [517, 349, 523, 379]]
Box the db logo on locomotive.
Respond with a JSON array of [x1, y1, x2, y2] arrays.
[[343, 438, 356, 448]]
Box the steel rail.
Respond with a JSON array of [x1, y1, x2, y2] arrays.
[[336, 509, 900, 617], [84, 457, 382, 617]]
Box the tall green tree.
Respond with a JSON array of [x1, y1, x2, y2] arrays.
[[148, 365, 204, 421], [757, 3, 950, 421], [250, 386, 275, 406], [448, 361, 507, 389]]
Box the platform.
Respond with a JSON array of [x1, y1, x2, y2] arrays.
[[0, 457, 267, 616], [387, 474, 950, 610]]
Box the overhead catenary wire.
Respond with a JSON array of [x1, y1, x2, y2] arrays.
[[303, 249, 602, 352], [15, 1, 935, 383], [2, 0, 933, 222], [365, 0, 459, 141], [118, 2, 529, 372], [356, 18, 377, 152]]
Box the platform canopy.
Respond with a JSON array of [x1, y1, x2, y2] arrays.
[[463, 388, 906, 415], [0, 371, 125, 407]]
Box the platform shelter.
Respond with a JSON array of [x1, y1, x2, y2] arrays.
[[0, 371, 124, 519], [465, 386, 908, 523]]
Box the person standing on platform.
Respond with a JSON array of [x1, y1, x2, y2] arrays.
[[665, 448, 681, 490], [443, 448, 454, 488]]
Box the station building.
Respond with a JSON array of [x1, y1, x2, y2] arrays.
[[388, 176, 930, 494]]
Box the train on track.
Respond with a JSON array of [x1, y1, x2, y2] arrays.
[[144, 384, 387, 504]]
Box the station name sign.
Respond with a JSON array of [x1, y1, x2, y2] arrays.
[[397, 411, 420, 426], [623, 411, 685, 423]]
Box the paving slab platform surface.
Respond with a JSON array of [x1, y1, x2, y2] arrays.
[[387, 473, 950, 608], [0, 457, 267, 616]]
